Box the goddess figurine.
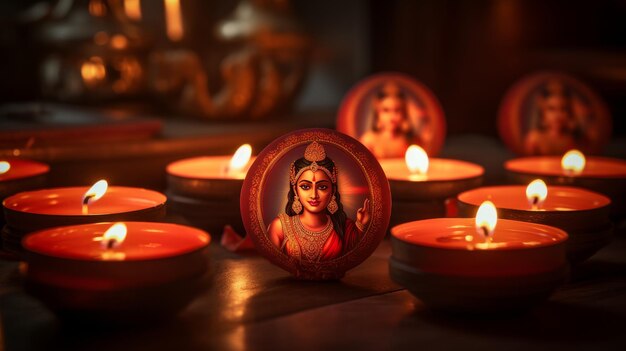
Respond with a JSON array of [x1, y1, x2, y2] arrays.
[[360, 82, 422, 158], [267, 141, 371, 262], [524, 80, 582, 155]]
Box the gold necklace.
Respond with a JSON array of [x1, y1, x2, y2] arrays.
[[293, 215, 333, 262]]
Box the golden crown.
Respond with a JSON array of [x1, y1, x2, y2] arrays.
[[304, 141, 326, 162], [290, 142, 337, 185]]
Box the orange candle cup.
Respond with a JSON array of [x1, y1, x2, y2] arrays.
[[0, 159, 49, 225], [505, 150, 626, 217], [2, 184, 166, 256], [166, 144, 254, 235], [22, 222, 210, 321], [0, 158, 49, 197], [390, 210, 568, 314], [379, 145, 484, 224], [457, 185, 612, 263]]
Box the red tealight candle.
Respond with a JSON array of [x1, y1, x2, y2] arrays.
[[166, 144, 255, 235], [505, 149, 626, 216], [457, 183, 611, 263], [0, 158, 49, 202], [378, 145, 484, 223], [390, 201, 568, 313], [2, 181, 166, 256], [22, 222, 210, 319]]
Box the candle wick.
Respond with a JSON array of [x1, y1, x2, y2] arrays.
[[82, 194, 94, 215], [83, 194, 94, 205], [531, 196, 540, 210], [106, 238, 117, 250], [481, 226, 489, 238]]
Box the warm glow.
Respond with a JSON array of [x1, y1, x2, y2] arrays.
[[81, 57, 106, 84], [228, 144, 252, 174], [89, 0, 107, 17], [110, 35, 128, 50], [561, 149, 586, 175], [405, 145, 429, 175], [93, 31, 109, 45], [101, 222, 127, 249], [475, 201, 497, 238], [526, 179, 548, 209], [83, 179, 108, 208], [124, 0, 142, 20], [165, 0, 184, 41], [0, 161, 10, 175]]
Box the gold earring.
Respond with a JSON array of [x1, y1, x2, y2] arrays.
[[327, 195, 338, 214], [292, 194, 303, 214]]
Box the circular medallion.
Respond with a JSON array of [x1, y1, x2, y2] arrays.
[[240, 128, 392, 280], [498, 71, 612, 156], [337, 72, 446, 158]]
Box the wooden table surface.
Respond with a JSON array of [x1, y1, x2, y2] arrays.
[[1, 123, 625, 351], [2, 223, 625, 351]]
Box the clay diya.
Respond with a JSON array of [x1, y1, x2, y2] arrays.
[[0, 158, 49, 226], [166, 144, 254, 235], [2, 180, 166, 256], [457, 180, 612, 263], [505, 149, 626, 217], [379, 145, 484, 225], [390, 201, 568, 314], [22, 222, 210, 320]]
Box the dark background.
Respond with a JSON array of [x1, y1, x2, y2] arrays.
[[1, 0, 625, 137]]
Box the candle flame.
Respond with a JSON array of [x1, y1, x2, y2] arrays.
[[83, 179, 108, 207], [475, 201, 497, 238], [101, 222, 127, 249], [405, 145, 429, 175], [0, 161, 10, 175], [228, 144, 252, 177], [561, 149, 585, 175], [526, 179, 548, 210]]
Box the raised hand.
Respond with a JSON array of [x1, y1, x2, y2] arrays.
[[356, 198, 371, 228]]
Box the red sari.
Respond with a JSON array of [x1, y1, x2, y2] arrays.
[[278, 213, 363, 262]]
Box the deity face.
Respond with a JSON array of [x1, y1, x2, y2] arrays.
[[542, 96, 570, 131], [376, 96, 406, 132], [295, 170, 333, 214]]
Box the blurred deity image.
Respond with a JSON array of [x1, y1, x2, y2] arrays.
[[267, 141, 370, 262], [498, 72, 612, 156], [359, 82, 422, 158], [337, 73, 446, 158], [524, 80, 598, 155]]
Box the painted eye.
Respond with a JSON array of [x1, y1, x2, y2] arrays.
[[318, 185, 328, 190], [299, 184, 311, 190]]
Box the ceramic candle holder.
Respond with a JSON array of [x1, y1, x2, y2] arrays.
[[505, 156, 626, 217], [0, 158, 49, 226], [390, 218, 568, 314], [457, 186, 612, 263], [379, 158, 484, 226], [22, 222, 210, 321], [166, 155, 255, 236], [2, 186, 166, 257]]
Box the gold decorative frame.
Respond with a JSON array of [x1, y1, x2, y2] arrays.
[[241, 128, 391, 280]]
